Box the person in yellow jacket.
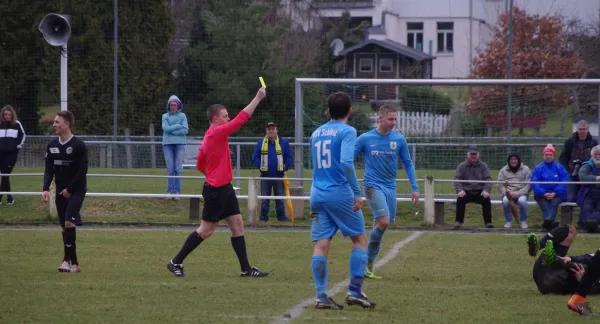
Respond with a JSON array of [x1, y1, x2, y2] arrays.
[[252, 122, 293, 222]]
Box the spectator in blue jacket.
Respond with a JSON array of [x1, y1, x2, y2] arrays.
[[252, 122, 293, 222], [531, 144, 569, 231], [161, 95, 188, 200]]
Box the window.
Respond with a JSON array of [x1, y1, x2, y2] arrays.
[[407, 22, 424, 50], [359, 58, 373, 72], [437, 22, 454, 53], [379, 58, 393, 72]]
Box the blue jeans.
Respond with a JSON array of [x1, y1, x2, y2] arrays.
[[260, 178, 286, 221], [502, 194, 528, 222], [534, 196, 563, 221], [163, 144, 185, 194]]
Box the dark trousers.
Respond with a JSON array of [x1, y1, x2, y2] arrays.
[[582, 190, 600, 222], [0, 151, 18, 201], [455, 191, 492, 224], [260, 178, 286, 221]]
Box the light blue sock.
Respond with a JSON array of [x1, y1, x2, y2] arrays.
[[367, 227, 385, 263], [348, 247, 367, 296], [311, 255, 328, 302]]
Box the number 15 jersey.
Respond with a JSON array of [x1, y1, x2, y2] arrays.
[[310, 120, 358, 203]]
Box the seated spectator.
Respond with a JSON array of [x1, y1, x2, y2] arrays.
[[577, 145, 600, 233], [453, 145, 493, 229], [531, 144, 569, 231], [559, 120, 597, 226], [497, 152, 531, 229]]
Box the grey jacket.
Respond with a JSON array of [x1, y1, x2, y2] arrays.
[[578, 162, 600, 189], [497, 164, 531, 196], [453, 160, 493, 194]]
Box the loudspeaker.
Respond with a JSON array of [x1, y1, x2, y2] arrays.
[[38, 13, 71, 46]]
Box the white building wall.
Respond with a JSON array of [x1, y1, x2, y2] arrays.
[[282, 0, 600, 78]]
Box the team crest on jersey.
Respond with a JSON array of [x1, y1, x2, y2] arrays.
[[66, 147, 73, 154], [390, 141, 397, 150]]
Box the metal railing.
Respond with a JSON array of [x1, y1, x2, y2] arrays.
[[0, 173, 595, 225]]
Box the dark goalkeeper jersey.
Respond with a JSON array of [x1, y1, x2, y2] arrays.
[[43, 135, 89, 193]]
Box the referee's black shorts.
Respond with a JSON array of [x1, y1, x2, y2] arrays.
[[201, 182, 241, 222], [55, 190, 86, 228]]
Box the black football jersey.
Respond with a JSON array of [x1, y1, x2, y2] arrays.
[[43, 135, 88, 193]]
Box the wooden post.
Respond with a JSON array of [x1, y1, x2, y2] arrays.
[[423, 175, 435, 225], [189, 197, 200, 221], [49, 180, 58, 219], [247, 178, 258, 225], [434, 202, 445, 225], [149, 123, 157, 169], [560, 204, 574, 226], [124, 128, 132, 169]]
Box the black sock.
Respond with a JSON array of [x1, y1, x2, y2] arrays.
[[61, 231, 70, 262], [576, 249, 600, 297], [172, 231, 204, 264], [65, 227, 78, 265], [231, 236, 251, 272]]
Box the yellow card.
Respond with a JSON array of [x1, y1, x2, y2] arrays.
[[259, 76, 266, 88]]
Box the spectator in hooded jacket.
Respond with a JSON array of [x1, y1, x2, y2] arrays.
[[531, 144, 569, 231], [0, 105, 26, 205], [497, 152, 531, 230], [559, 119, 598, 226], [162, 95, 188, 200], [577, 145, 600, 233]]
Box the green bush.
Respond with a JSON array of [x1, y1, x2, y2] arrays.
[[460, 114, 487, 137], [400, 87, 453, 115]]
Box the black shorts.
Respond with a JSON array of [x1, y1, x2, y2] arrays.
[[55, 191, 86, 228], [201, 182, 240, 222]]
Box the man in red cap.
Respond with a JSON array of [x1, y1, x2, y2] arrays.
[[531, 144, 569, 231]]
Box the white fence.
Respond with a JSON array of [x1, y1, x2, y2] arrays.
[[368, 111, 451, 136]]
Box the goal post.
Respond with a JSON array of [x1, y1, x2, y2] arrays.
[[294, 78, 600, 182]]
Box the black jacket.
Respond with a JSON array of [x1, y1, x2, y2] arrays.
[[559, 132, 598, 173], [0, 120, 26, 152]]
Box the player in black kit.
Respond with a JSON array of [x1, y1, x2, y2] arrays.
[[42, 111, 88, 273]]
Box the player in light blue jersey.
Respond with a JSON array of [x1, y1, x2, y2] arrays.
[[354, 105, 419, 279], [309, 92, 376, 310]]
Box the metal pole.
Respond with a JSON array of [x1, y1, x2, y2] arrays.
[[506, 0, 514, 152], [294, 80, 304, 186], [60, 44, 68, 111], [113, 0, 119, 137]]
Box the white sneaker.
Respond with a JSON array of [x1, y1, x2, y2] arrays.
[[70, 264, 81, 273], [58, 261, 70, 272], [504, 222, 512, 228], [521, 221, 528, 230], [173, 193, 180, 201], [166, 193, 173, 200]]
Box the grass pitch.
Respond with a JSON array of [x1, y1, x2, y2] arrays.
[[1, 228, 599, 323]]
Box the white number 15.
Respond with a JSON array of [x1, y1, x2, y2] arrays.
[[314, 140, 331, 169]]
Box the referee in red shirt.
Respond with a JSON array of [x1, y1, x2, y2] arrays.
[[167, 87, 269, 278]]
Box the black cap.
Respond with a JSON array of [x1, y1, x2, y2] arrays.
[[267, 122, 276, 127], [467, 145, 479, 153]]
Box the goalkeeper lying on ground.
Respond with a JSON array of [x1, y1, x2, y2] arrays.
[[527, 225, 600, 294]]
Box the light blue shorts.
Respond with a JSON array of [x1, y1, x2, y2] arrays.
[[365, 185, 397, 224], [310, 198, 365, 241]]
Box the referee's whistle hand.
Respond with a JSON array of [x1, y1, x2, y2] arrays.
[[42, 191, 49, 201]]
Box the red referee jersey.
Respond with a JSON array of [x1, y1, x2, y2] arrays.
[[196, 110, 250, 187]]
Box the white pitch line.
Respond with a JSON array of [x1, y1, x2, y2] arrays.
[[272, 231, 423, 324]]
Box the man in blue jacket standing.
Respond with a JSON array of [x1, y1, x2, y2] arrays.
[[252, 122, 293, 222]]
